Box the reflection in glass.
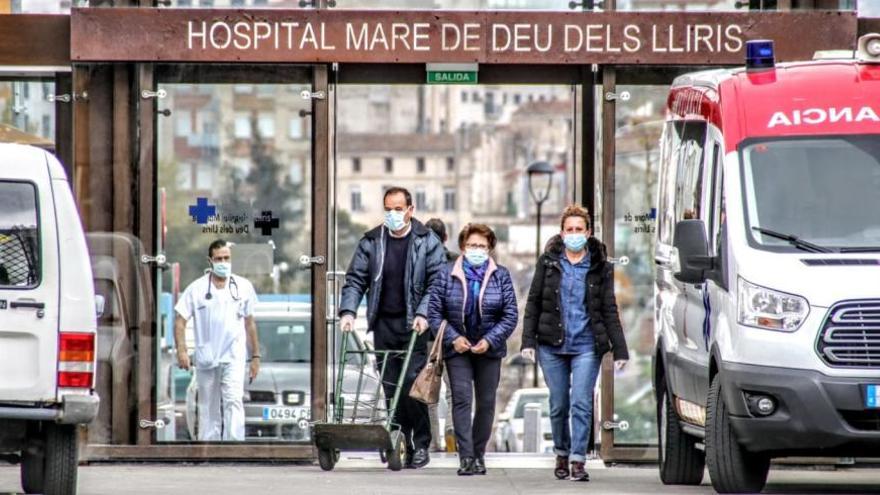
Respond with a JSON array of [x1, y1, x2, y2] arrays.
[[157, 82, 313, 442], [0, 81, 55, 147], [611, 85, 667, 445]]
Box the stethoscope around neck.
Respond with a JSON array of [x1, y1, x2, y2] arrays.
[[205, 272, 240, 301]]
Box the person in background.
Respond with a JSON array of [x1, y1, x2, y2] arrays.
[[174, 239, 260, 441], [338, 187, 445, 468], [521, 204, 629, 482], [424, 217, 458, 452], [428, 223, 518, 476]]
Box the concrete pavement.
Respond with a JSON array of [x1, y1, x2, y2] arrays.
[[1, 454, 879, 495]]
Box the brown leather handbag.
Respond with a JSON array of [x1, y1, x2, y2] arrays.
[[409, 320, 447, 405]]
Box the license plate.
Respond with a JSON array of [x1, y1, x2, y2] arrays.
[[866, 385, 880, 409], [262, 406, 310, 422]]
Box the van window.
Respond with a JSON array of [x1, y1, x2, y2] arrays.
[[0, 182, 40, 288], [707, 143, 723, 254], [658, 121, 707, 246]]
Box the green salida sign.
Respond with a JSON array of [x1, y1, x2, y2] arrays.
[[426, 63, 479, 85]]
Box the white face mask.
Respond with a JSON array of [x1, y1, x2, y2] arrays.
[[384, 210, 408, 231], [212, 261, 231, 278]]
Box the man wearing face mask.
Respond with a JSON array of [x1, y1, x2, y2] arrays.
[[174, 239, 260, 441], [521, 205, 629, 482], [339, 187, 445, 468]]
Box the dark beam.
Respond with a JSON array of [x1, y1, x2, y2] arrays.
[[0, 15, 69, 66]]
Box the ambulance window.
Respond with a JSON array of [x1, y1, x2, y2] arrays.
[[707, 143, 723, 254], [0, 182, 40, 288], [657, 122, 682, 246], [675, 122, 707, 224]]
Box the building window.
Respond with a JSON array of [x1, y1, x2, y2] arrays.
[[461, 92, 468, 103], [446, 157, 455, 172], [234, 113, 251, 139], [514, 94, 522, 104], [385, 157, 393, 173], [352, 157, 361, 173], [196, 164, 214, 190], [289, 117, 303, 139], [351, 187, 363, 212], [416, 157, 426, 174], [257, 113, 275, 138], [415, 188, 427, 211], [443, 187, 457, 212]]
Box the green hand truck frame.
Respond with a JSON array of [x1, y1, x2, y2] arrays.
[[312, 329, 419, 471]]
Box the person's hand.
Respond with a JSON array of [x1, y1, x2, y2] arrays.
[[614, 359, 628, 371], [453, 337, 471, 354], [412, 316, 429, 335], [176, 349, 191, 371], [249, 357, 260, 382], [340, 314, 355, 333], [470, 339, 490, 354], [521, 348, 535, 362]]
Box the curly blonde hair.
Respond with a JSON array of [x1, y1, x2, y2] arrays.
[[559, 204, 591, 231]]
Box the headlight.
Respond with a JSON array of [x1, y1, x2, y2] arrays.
[[737, 278, 809, 332]]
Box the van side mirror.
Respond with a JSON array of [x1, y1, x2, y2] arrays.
[[95, 294, 106, 318], [673, 220, 714, 284]]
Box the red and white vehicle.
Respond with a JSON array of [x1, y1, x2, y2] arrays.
[[653, 35, 880, 493], [0, 144, 100, 495]]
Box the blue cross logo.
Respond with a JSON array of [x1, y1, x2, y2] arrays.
[[649, 208, 657, 220], [188, 198, 216, 225]]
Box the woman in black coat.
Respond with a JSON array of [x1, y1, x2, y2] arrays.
[[521, 204, 629, 482]]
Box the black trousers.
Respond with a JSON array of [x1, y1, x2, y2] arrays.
[[373, 316, 431, 451], [446, 352, 502, 459]]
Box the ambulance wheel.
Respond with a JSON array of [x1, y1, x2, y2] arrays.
[[658, 382, 705, 485], [318, 448, 338, 471], [706, 375, 770, 494], [386, 430, 406, 472], [42, 423, 78, 495]]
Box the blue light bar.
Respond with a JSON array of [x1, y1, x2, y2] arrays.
[[746, 40, 775, 70]]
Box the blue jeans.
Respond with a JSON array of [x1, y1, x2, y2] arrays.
[[538, 346, 601, 463]]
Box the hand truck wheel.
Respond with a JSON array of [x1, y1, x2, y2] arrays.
[[386, 430, 407, 471], [318, 448, 339, 471]]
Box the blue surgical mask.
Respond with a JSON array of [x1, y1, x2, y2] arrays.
[[464, 248, 489, 266], [212, 261, 231, 278], [563, 233, 587, 252], [384, 210, 407, 232]]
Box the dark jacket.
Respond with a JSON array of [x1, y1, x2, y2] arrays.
[[428, 257, 519, 359], [339, 218, 445, 329], [521, 235, 629, 361]]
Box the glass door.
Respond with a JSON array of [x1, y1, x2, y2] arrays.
[[602, 84, 669, 459], [153, 67, 324, 447]]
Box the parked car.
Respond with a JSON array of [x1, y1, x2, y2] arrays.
[[185, 302, 382, 441], [494, 387, 552, 453], [0, 144, 100, 495]]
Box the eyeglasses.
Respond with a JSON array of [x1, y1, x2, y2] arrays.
[[465, 244, 489, 250]]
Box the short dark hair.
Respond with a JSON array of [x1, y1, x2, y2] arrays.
[[425, 218, 448, 242], [383, 186, 412, 207], [458, 223, 497, 251], [208, 239, 228, 258]]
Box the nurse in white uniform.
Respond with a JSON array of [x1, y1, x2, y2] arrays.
[[173, 239, 260, 441]]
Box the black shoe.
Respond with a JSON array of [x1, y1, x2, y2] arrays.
[[410, 448, 430, 469], [554, 456, 570, 480], [404, 448, 415, 468], [458, 457, 475, 476], [473, 457, 487, 475], [570, 461, 590, 482]]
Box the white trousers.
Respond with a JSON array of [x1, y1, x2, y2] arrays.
[[197, 361, 246, 441]]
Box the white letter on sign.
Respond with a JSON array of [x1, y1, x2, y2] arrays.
[[493, 24, 512, 52], [189, 21, 207, 50]]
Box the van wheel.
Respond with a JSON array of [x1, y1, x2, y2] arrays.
[[706, 375, 770, 494], [42, 423, 79, 495], [658, 383, 705, 485], [20, 448, 45, 494]]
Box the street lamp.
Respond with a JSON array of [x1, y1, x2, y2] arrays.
[[527, 161, 554, 388]]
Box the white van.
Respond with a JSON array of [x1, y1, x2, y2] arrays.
[[653, 37, 880, 493], [0, 143, 99, 495]]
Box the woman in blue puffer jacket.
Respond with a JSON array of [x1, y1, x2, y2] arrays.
[[427, 223, 518, 476]]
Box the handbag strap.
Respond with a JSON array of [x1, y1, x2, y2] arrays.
[[428, 320, 447, 362]]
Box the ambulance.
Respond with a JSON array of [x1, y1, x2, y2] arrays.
[[653, 35, 880, 493]]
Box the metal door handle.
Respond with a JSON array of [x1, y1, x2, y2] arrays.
[[602, 420, 630, 431]]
